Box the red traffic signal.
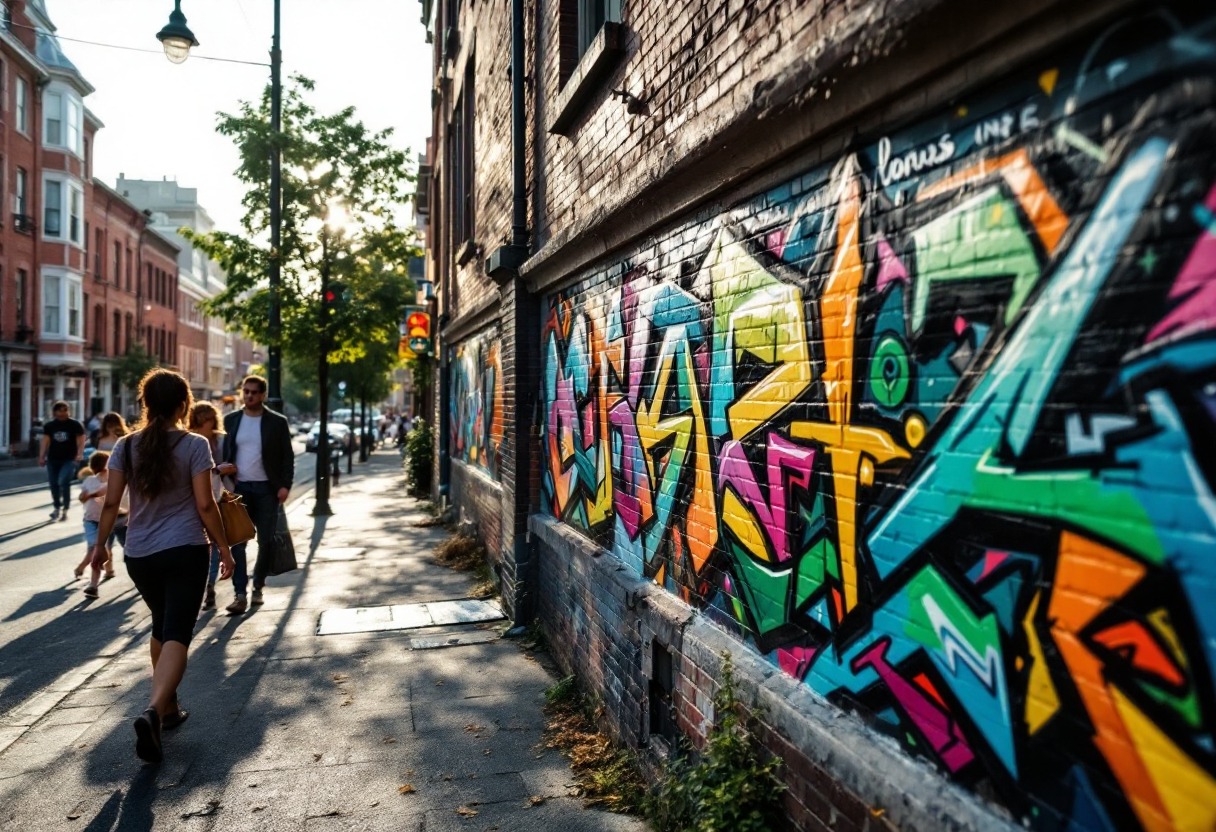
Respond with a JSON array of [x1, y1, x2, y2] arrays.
[[406, 311, 430, 338]]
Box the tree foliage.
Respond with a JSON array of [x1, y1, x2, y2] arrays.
[[183, 74, 419, 392], [114, 344, 158, 398]]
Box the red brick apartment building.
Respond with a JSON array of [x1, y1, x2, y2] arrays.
[[0, 0, 249, 454], [420, 0, 1216, 830]]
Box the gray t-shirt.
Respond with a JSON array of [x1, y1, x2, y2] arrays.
[[109, 430, 214, 557]]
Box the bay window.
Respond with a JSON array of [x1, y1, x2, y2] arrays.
[[43, 275, 60, 335], [43, 176, 85, 245], [40, 269, 84, 340], [42, 85, 84, 155]]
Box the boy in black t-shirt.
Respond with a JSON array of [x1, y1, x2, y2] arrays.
[[39, 400, 85, 522]]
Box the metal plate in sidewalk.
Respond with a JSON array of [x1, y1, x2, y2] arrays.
[[316, 598, 505, 636]]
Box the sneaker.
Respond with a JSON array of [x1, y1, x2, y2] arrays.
[[83, 584, 99, 598], [202, 584, 216, 610], [226, 596, 248, 616], [58, 509, 68, 522], [49, 508, 60, 521], [250, 589, 264, 606]]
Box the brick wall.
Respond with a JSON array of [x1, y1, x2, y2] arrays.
[[534, 5, 1216, 832], [450, 460, 503, 569]]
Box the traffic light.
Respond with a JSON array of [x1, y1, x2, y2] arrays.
[[404, 309, 431, 356], [322, 282, 347, 321]]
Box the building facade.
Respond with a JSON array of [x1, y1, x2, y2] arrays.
[[424, 1, 1216, 830], [0, 0, 212, 453], [116, 175, 249, 404], [0, 0, 46, 452], [87, 179, 147, 419]]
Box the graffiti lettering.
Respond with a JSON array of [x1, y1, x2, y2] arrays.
[[876, 133, 956, 187], [540, 9, 1216, 831]]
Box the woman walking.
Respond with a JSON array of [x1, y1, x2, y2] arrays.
[[95, 412, 129, 452], [188, 402, 230, 610], [90, 369, 234, 764]]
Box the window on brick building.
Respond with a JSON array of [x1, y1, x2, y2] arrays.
[[69, 187, 82, 243], [559, 0, 622, 84], [44, 92, 62, 145], [43, 178, 62, 236], [43, 87, 84, 155], [14, 166, 25, 216], [15, 77, 26, 133], [113, 310, 121, 355], [126, 247, 132, 290], [15, 268, 25, 329], [94, 228, 103, 277], [450, 56, 475, 256], [43, 177, 84, 245], [67, 281, 80, 337], [43, 275, 60, 335], [113, 242, 121, 286]]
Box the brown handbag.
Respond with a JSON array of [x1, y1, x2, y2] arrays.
[[218, 489, 256, 546]]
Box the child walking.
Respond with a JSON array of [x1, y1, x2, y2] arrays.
[[76, 451, 111, 596]]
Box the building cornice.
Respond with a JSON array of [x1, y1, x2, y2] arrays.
[[0, 28, 48, 79]]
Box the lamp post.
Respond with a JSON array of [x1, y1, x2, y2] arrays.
[[159, 0, 284, 413]]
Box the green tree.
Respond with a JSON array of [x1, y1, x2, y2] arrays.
[[114, 344, 158, 398], [184, 75, 419, 380]]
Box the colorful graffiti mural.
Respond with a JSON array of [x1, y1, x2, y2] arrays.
[[541, 9, 1216, 831], [450, 327, 504, 479]]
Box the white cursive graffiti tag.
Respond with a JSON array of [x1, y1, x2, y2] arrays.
[[876, 134, 956, 188]]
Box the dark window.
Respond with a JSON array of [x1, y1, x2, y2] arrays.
[[125, 248, 132, 290], [450, 57, 475, 251], [113, 242, 121, 286], [44, 180, 61, 236], [559, 0, 622, 86], [113, 309, 121, 354], [94, 228, 103, 277], [15, 268, 25, 328]]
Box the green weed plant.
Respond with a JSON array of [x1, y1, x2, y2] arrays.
[[645, 654, 785, 832]]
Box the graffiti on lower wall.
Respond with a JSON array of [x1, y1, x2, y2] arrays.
[[541, 8, 1216, 831], [450, 327, 504, 479]]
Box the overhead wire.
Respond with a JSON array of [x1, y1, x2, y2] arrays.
[[3, 19, 268, 67]]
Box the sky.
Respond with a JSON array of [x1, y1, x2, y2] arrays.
[[47, 0, 434, 233]]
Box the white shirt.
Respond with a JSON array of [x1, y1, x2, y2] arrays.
[[234, 413, 268, 482]]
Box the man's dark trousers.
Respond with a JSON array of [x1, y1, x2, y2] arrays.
[[232, 481, 278, 594], [46, 460, 75, 512]]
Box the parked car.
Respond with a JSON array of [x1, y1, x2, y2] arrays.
[[304, 422, 352, 453]]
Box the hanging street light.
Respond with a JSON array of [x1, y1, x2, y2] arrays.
[[156, 0, 198, 64]]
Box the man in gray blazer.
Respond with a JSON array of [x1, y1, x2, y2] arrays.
[[219, 375, 295, 614]]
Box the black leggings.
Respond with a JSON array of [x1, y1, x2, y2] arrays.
[[125, 545, 210, 646]]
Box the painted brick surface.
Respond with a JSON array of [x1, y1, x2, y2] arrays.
[[449, 325, 504, 480], [537, 8, 1216, 832]]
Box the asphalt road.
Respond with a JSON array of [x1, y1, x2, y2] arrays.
[[0, 437, 318, 726]]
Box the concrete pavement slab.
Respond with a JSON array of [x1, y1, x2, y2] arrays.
[[0, 449, 650, 831]]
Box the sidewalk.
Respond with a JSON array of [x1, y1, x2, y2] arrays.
[[0, 448, 647, 832]]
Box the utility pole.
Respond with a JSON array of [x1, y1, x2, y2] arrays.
[[312, 228, 333, 516], [267, 0, 284, 412]]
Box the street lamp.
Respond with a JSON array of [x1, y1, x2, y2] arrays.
[[158, 0, 284, 414], [155, 0, 198, 64]]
